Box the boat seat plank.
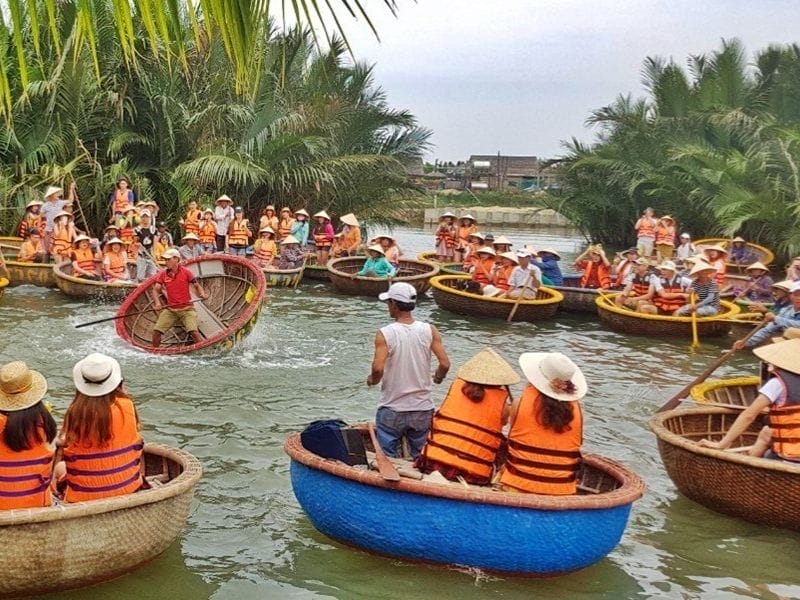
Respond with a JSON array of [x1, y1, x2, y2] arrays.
[[193, 301, 226, 338]]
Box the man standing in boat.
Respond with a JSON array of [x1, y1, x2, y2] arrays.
[[366, 282, 450, 459], [151, 248, 209, 348]]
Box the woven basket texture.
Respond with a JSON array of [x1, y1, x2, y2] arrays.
[[328, 257, 439, 297]]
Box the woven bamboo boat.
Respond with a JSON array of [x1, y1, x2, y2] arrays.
[[0, 443, 202, 597], [115, 255, 266, 355], [690, 376, 760, 409], [0, 236, 23, 251], [54, 262, 138, 301], [430, 274, 563, 321], [262, 262, 305, 287], [695, 238, 775, 274], [302, 254, 331, 282], [596, 294, 740, 337], [727, 312, 764, 338], [650, 406, 800, 531], [1, 236, 58, 288], [417, 251, 468, 275], [549, 275, 610, 314], [327, 257, 440, 297], [285, 427, 645, 574]]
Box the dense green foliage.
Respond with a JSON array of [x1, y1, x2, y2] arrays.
[[0, 3, 428, 235], [544, 40, 800, 262]]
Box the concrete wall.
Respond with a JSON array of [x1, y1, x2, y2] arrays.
[[423, 207, 572, 228]]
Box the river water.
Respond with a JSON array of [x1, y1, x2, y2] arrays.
[[1, 226, 798, 600]]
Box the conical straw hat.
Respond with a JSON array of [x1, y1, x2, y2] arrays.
[[280, 235, 299, 245], [367, 244, 385, 255], [492, 235, 512, 246], [754, 339, 800, 375], [340, 213, 359, 227], [745, 261, 768, 272], [457, 348, 520, 386], [314, 210, 331, 220]]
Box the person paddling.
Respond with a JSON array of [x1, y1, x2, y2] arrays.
[[151, 248, 209, 348]]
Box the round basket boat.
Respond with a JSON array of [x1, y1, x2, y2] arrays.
[[549, 274, 611, 314], [416, 251, 469, 275], [695, 238, 775, 274], [690, 376, 760, 409], [327, 257, 440, 298], [302, 253, 331, 282], [430, 274, 562, 321], [0, 443, 202, 597], [0, 236, 23, 252], [727, 311, 764, 339], [1, 236, 58, 287], [262, 261, 306, 288], [115, 255, 266, 355], [650, 406, 800, 531], [596, 294, 740, 337], [54, 262, 139, 301], [285, 429, 644, 575]]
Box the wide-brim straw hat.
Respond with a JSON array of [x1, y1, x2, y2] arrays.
[[492, 235, 512, 246], [202, 209, 214, 216], [280, 235, 300, 245], [0, 361, 47, 411], [280, 207, 292, 214], [482, 285, 503, 297], [105, 224, 120, 232], [73, 353, 122, 397], [216, 194, 232, 204], [659, 215, 675, 223], [773, 279, 793, 292], [754, 339, 800, 375], [265, 205, 276, 211], [459, 214, 476, 222], [658, 260, 678, 272], [259, 226, 275, 235], [620, 247, 639, 257], [703, 245, 728, 255], [519, 352, 587, 402], [106, 237, 124, 246], [689, 262, 716, 277], [314, 210, 331, 220], [295, 209, 310, 218], [367, 244, 385, 255], [457, 348, 520, 386], [745, 261, 769, 272], [731, 236, 746, 243], [44, 185, 62, 199], [439, 211, 456, 219], [475, 246, 496, 256], [73, 234, 90, 246], [25, 199, 43, 209], [182, 233, 199, 241], [537, 247, 561, 259], [499, 251, 519, 264], [685, 253, 709, 264], [55, 210, 72, 220], [340, 213, 359, 227], [783, 328, 800, 341], [374, 234, 395, 242]]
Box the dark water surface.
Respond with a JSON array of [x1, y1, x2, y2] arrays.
[[1, 227, 798, 600]]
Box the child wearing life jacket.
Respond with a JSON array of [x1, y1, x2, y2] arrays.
[[55, 354, 144, 503], [0, 361, 58, 510], [253, 227, 277, 268], [70, 235, 101, 280], [416, 348, 518, 485], [102, 238, 130, 282], [434, 212, 458, 261], [17, 200, 44, 239]]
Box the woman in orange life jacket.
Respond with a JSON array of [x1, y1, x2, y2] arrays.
[[253, 227, 278, 268], [614, 257, 655, 311], [462, 231, 485, 272], [455, 214, 477, 262], [16, 229, 47, 263], [227, 206, 252, 256], [654, 215, 676, 261], [702, 245, 728, 287], [634, 206, 657, 259], [70, 235, 101, 280], [416, 348, 520, 485], [339, 213, 362, 256], [613, 247, 639, 286], [574, 244, 611, 289], [491, 235, 513, 255], [647, 261, 689, 315], [52, 210, 77, 265], [492, 251, 518, 292], [699, 338, 800, 463], [102, 238, 131, 282], [277, 207, 295, 241], [468, 246, 497, 291], [17, 199, 44, 239], [0, 361, 58, 510], [434, 212, 458, 261], [498, 352, 586, 495], [259, 205, 279, 233], [101, 224, 121, 253], [198, 209, 217, 254], [179, 200, 200, 238], [312, 211, 335, 266], [54, 354, 144, 503]]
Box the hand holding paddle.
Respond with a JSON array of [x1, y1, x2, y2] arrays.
[[75, 298, 203, 329], [656, 319, 767, 413], [507, 270, 534, 323], [689, 292, 700, 349], [367, 423, 400, 482]]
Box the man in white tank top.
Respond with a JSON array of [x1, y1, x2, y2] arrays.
[[367, 282, 450, 458]]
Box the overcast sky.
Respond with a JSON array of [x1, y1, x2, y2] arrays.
[[338, 0, 800, 162]]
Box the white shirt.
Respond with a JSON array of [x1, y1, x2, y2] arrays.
[[508, 264, 541, 288], [214, 206, 234, 236], [379, 321, 434, 411]]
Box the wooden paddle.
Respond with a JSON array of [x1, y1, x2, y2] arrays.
[[506, 270, 534, 323], [656, 320, 767, 413], [367, 423, 400, 482], [74, 298, 202, 328], [690, 292, 700, 349]]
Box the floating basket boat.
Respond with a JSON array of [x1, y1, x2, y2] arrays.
[[262, 263, 305, 287], [54, 262, 139, 301], [327, 257, 440, 297], [690, 376, 760, 409], [650, 406, 800, 531], [0, 444, 202, 597], [549, 275, 609, 314], [302, 253, 331, 282], [430, 274, 562, 321], [695, 238, 775, 274]]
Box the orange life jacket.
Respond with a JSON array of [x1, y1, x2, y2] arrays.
[[500, 386, 582, 495], [655, 224, 675, 246], [637, 217, 656, 238], [52, 224, 73, 258], [767, 371, 800, 461], [712, 258, 727, 285], [0, 415, 54, 510], [342, 227, 361, 252], [63, 395, 144, 503], [616, 260, 634, 283], [578, 260, 611, 289], [184, 209, 200, 236], [627, 273, 652, 297], [17, 239, 44, 262], [105, 250, 127, 279], [422, 379, 507, 481], [17, 215, 43, 239], [278, 218, 294, 240], [435, 225, 458, 249], [653, 275, 685, 313], [494, 264, 514, 291], [471, 256, 496, 286], [228, 219, 251, 246], [313, 225, 333, 249], [73, 247, 97, 274], [120, 224, 135, 245], [457, 224, 477, 247], [199, 221, 216, 244], [254, 238, 276, 264], [113, 189, 131, 214]]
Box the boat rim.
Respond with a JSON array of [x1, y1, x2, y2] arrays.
[[53, 261, 138, 289], [430, 274, 563, 305], [596, 293, 741, 323], [327, 256, 440, 283]]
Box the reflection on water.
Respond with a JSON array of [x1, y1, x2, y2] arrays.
[[1, 226, 798, 600]]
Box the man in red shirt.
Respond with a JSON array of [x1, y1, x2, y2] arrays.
[[151, 248, 209, 347]]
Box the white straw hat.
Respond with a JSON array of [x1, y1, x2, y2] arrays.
[[772, 279, 793, 292], [294, 209, 310, 218], [0, 362, 47, 411], [754, 339, 800, 375], [313, 210, 331, 220], [492, 235, 512, 246], [459, 214, 476, 222], [340, 213, 359, 227], [215, 194, 232, 203], [703, 245, 728, 255], [106, 237, 124, 246], [689, 262, 716, 277], [467, 232, 486, 241], [537, 247, 561, 259], [182, 233, 199, 241], [519, 352, 587, 402], [26, 199, 43, 208], [658, 261, 678, 272], [280, 235, 300, 245], [72, 353, 122, 397], [745, 261, 769, 272], [439, 211, 456, 219], [457, 348, 520, 386], [259, 227, 275, 235], [72, 234, 91, 246], [367, 244, 385, 255], [44, 186, 62, 199]]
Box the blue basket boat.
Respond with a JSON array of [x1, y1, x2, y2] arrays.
[[284, 429, 645, 575]]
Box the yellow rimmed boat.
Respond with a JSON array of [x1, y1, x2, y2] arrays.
[[695, 238, 775, 274], [0, 277, 7, 302], [595, 293, 740, 337], [690, 376, 761, 409]]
